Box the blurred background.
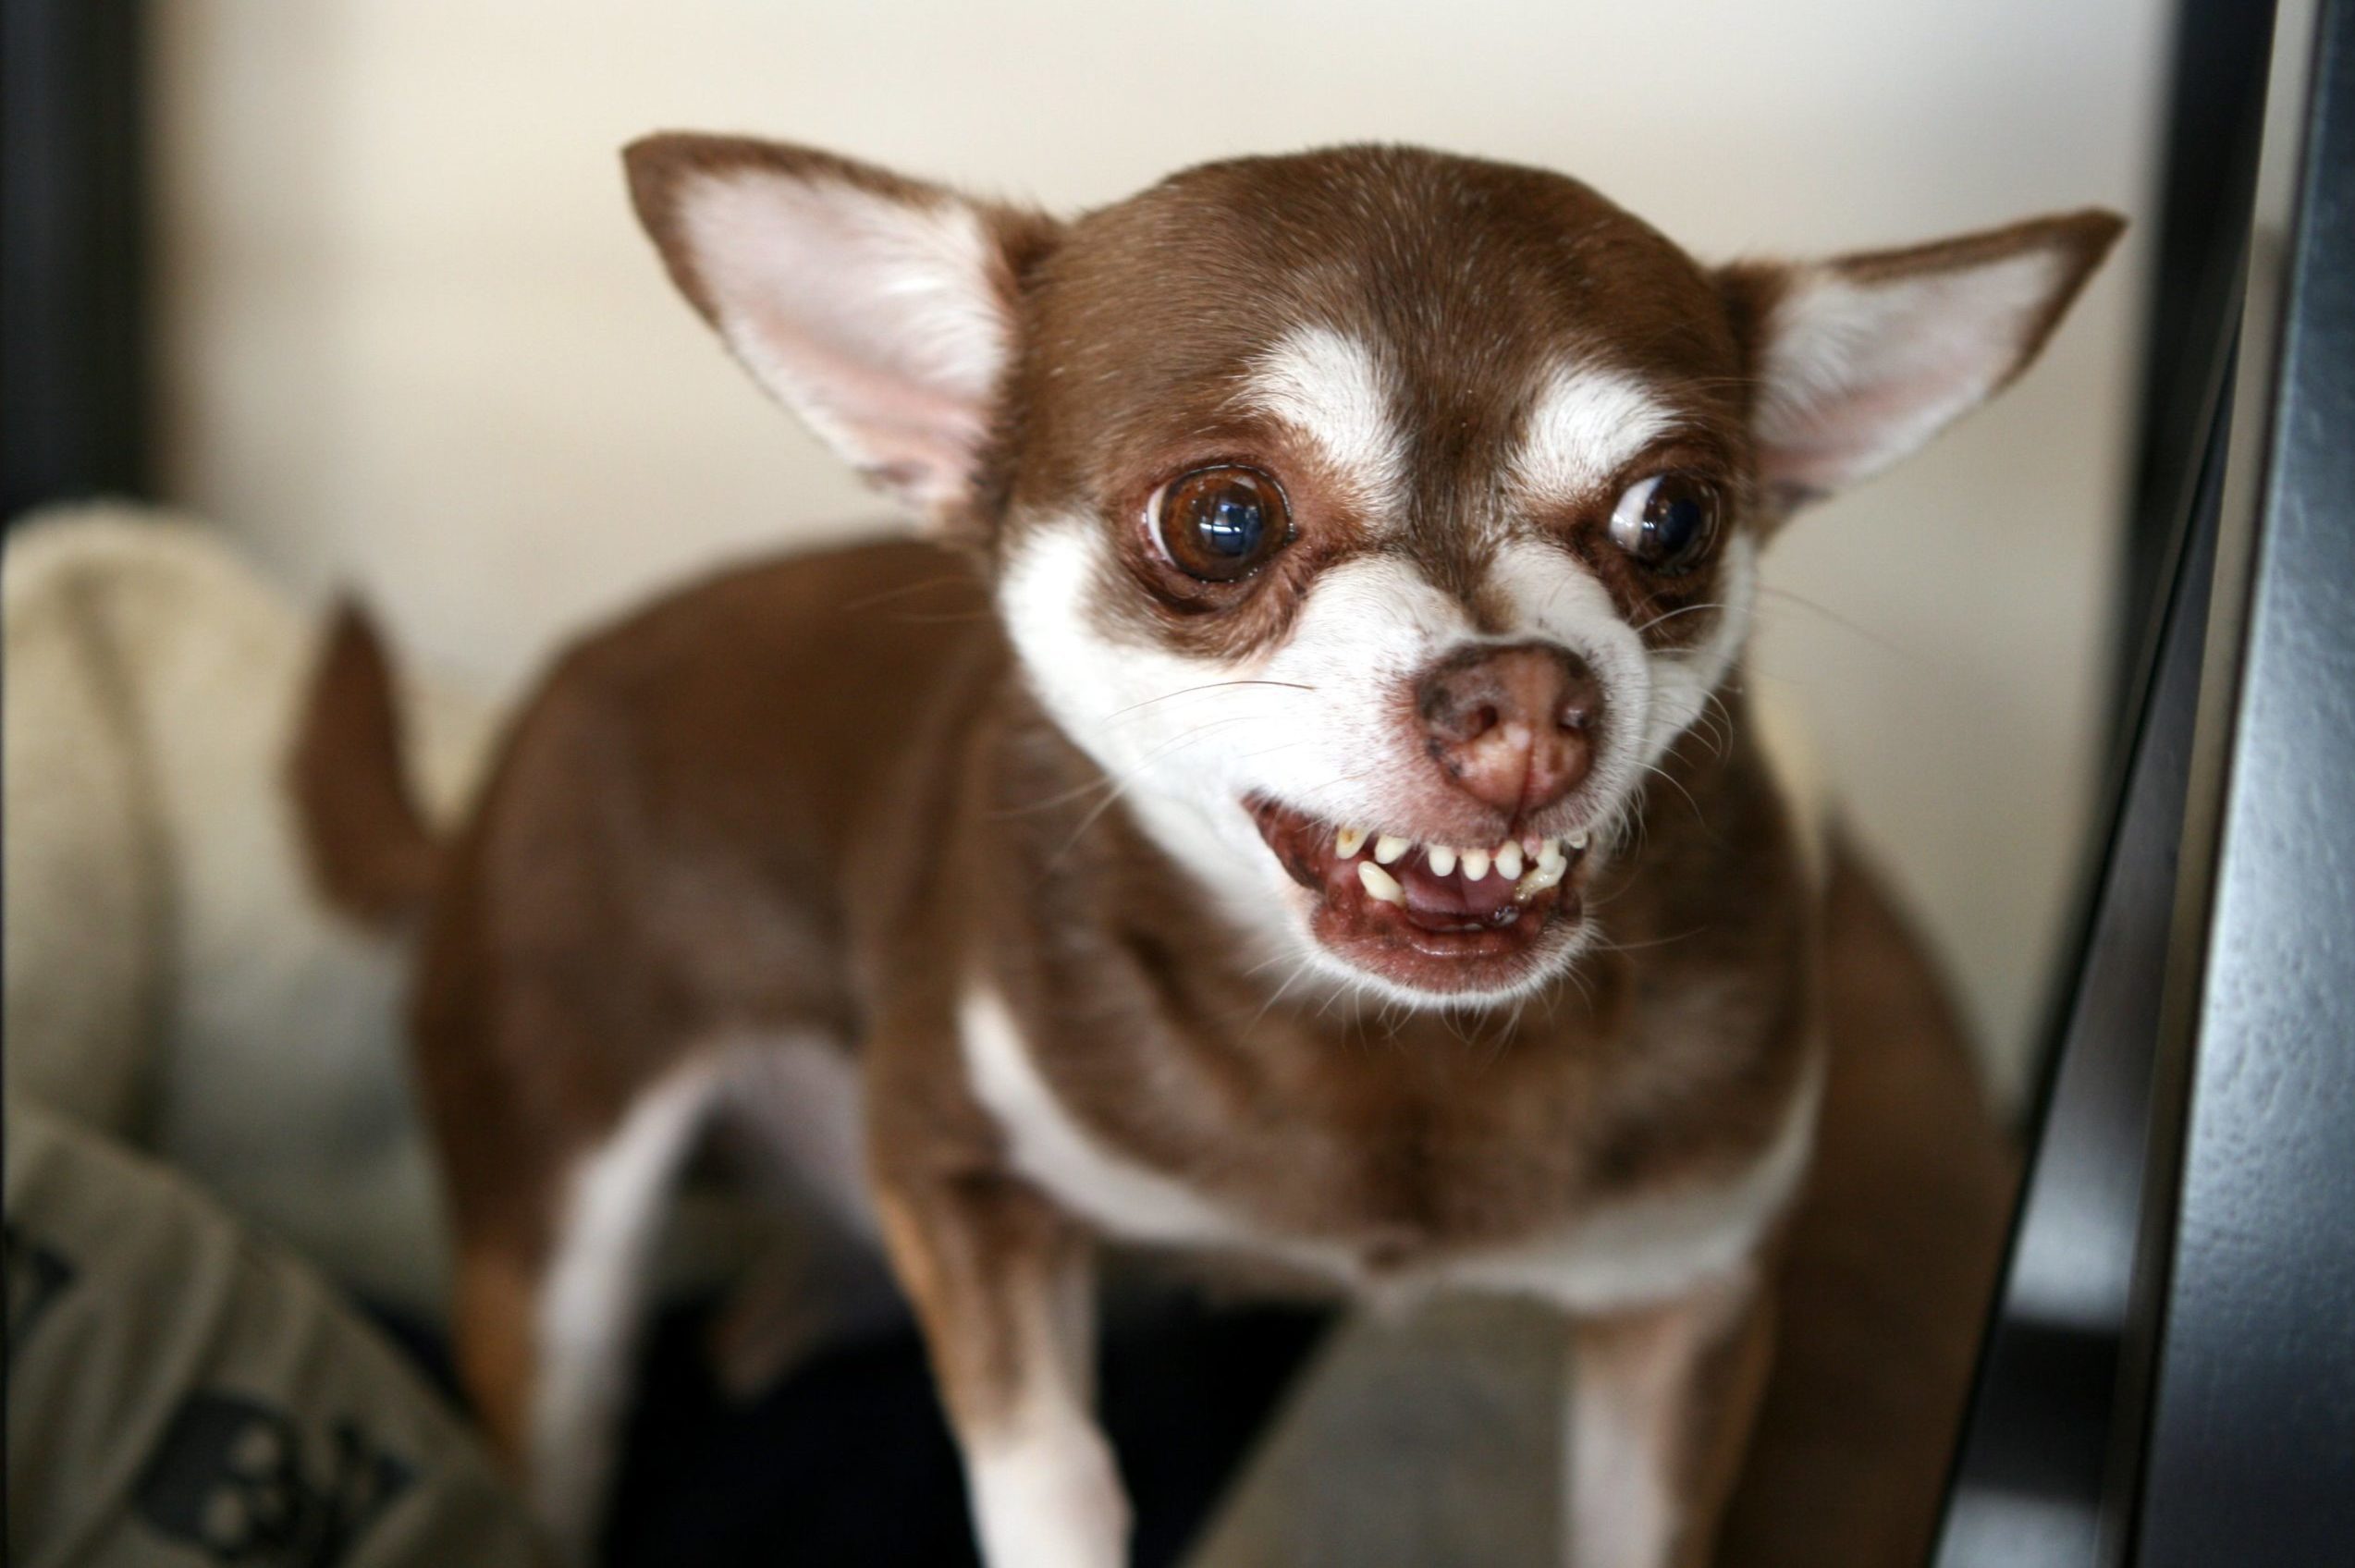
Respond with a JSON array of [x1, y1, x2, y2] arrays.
[[26, 0, 2167, 1092], [0, 3, 2210, 1563]]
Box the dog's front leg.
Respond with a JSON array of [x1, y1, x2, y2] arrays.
[[1564, 1272, 1776, 1568], [877, 1171, 1127, 1568]]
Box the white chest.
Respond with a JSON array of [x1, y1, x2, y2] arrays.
[[958, 983, 1821, 1315]]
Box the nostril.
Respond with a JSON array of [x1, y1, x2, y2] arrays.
[[1416, 643, 1602, 811]]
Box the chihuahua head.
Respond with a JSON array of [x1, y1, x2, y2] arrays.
[[626, 136, 2118, 1008]]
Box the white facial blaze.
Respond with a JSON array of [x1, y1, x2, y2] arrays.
[[1512, 366, 1682, 506], [998, 522, 1477, 961], [1000, 337, 1754, 1007], [1484, 541, 1651, 802], [1637, 533, 1757, 762], [1237, 325, 1409, 513]]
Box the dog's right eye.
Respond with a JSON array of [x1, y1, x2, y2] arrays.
[[1151, 466, 1293, 582]]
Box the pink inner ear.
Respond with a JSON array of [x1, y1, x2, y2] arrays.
[[750, 316, 993, 503], [1754, 250, 2068, 499], [1760, 372, 1972, 498], [681, 170, 1011, 512]]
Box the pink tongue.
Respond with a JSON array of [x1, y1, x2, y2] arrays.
[[1394, 854, 1520, 917]]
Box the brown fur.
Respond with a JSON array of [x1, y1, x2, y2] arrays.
[[288, 602, 439, 926], [940, 679, 1813, 1255], [291, 139, 2111, 1563], [379, 532, 1812, 1536], [388, 535, 1797, 1517], [1000, 148, 1757, 668], [1716, 851, 2017, 1568]]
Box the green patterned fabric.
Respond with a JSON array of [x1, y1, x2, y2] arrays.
[[6, 1102, 541, 1568]]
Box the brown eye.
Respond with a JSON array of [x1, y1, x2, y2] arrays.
[[1151, 466, 1292, 582], [1607, 472, 1720, 574]]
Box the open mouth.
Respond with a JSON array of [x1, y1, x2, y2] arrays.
[[1246, 796, 1590, 995]]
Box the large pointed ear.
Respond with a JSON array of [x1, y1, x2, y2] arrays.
[[624, 133, 1058, 521], [1722, 210, 2124, 510]]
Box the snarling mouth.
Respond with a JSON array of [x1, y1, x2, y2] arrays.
[[1246, 796, 1590, 995]]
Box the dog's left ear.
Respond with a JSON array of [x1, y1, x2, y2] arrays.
[[625, 133, 1059, 523], [1723, 209, 2125, 513]]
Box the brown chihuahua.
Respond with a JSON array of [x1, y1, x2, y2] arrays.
[[299, 136, 2116, 1566]]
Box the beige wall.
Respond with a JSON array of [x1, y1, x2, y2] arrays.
[[152, 0, 2170, 1094]]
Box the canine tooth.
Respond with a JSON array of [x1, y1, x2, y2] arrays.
[[1358, 860, 1405, 904], [1538, 839, 1567, 875], [1374, 834, 1410, 864], [1426, 845, 1457, 876], [1494, 842, 1525, 880], [1518, 859, 1567, 897], [1335, 826, 1368, 858], [1461, 847, 1491, 881], [1522, 835, 1545, 858], [1566, 827, 1590, 851]]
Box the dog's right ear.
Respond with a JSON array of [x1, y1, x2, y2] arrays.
[[624, 134, 1058, 525]]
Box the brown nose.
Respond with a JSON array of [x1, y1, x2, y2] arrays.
[[1417, 643, 1601, 816]]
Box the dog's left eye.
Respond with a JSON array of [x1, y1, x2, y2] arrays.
[[1608, 473, 1720, 574], [1151, 466, 1293, 582]]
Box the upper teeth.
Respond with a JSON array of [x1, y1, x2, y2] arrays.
[[1519, 857, 1567, 896], [1331, 824, 1586, 891]]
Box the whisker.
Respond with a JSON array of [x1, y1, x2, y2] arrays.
[[1753, 584, 1925, 666], [1106, 680, 1317, 719], [1638, 760, 1708, 834], [838, 574, 983, 614], [1630, 600, 1733, 637], [1047, 715, 1258, 861], [1588, 925, 1707, 955], [1242, 955, 1321, 1039], [1698, 689, 1738, 758], [879, 610, 1000, 626], [1239, 947, 1304, 982], [985, 771, 1122, 819]]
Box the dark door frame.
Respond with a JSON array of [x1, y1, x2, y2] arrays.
[[2, 0, 152, 525]]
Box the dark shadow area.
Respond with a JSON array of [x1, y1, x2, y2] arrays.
[[600, 1289, 1329, 1568]]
